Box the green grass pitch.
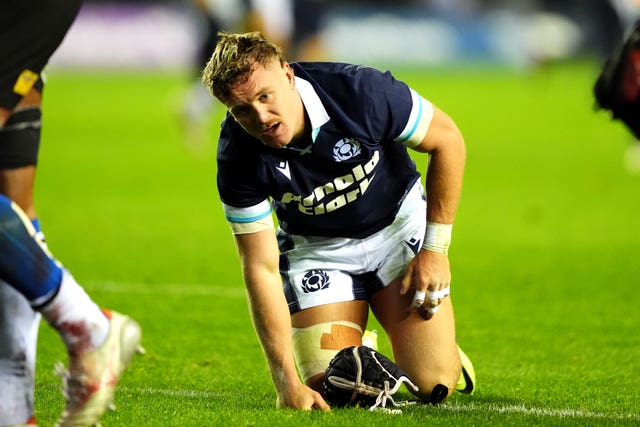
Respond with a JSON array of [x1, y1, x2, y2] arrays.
[[28, 60, 640, 426]]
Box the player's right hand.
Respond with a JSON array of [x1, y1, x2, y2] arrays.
[[276, 383, 331, 411]]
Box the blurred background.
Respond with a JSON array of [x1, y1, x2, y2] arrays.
[[50, 0, 639, 70], [46, 0, 640, 168]]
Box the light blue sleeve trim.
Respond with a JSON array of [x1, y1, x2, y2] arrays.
[[394, 90, 433, 147], [395, 89, 423, 143], [222, 199, 272, 223]]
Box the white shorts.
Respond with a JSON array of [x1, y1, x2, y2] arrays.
[[278, 181, 426, 314]]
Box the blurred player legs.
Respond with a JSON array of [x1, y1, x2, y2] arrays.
[[1, 0, 142, 424], [0, 282, 40, 426], [608, 1, 640, 173], [179, 0, 331, 152], [178, 0, 294, 152], [592, 1, 640, 173]]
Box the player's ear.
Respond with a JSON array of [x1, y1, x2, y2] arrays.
[[282, 62, 295, 87]]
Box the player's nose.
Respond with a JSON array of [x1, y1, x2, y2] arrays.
[[254, 105, 272, 124]]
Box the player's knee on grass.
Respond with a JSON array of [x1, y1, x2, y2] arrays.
[[292, 321, 363, 390], [408, 364, 460, 404]]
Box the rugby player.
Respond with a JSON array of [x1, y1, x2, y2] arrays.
[[202, 31, 475, 409]]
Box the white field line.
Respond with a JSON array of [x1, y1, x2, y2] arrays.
[[86, 281, 245, 298], [116, 387, 640, 421], [119, 386, 227, 399], [441, 402, 640, 421]]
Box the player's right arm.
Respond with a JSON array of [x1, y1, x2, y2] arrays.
[[233, 229, 330, 410]]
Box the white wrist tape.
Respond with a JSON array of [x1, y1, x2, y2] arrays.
[[422, 222, 452, 254]]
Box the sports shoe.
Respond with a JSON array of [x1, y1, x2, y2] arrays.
[[455, 346, 475, 395], [55, 310, 143, 427]]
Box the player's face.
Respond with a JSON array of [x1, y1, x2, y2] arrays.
[[225, 59, 304, 149]]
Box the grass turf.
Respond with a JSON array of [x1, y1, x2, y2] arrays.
[[28, 60, 640, 426]]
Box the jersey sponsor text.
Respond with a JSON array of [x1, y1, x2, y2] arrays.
[[280, 151, 380, 215]]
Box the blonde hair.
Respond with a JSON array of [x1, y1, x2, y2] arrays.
[[202, 31, 285, 102]]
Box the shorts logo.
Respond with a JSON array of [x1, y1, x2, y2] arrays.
[[333, 138, 362, 162], [405, 237, 421, 255], [301, 270, 330, 293]]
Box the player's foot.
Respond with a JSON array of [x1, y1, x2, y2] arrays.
[[55, 310, 143, 427], [455, 346, 475, 395]]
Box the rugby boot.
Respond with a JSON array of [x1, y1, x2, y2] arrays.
[[55, 310, 143, 427], [455, 345, 476, 394]]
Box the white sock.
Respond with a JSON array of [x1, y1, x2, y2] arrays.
[[39, 270, 109, 354]]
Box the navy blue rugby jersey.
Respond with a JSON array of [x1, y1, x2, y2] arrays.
[[217, 62, 434, 238]]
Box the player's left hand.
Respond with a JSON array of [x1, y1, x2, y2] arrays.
[[400, 249, 451, 320]]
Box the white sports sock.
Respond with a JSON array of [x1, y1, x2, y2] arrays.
[[39, 269, 109, 354]]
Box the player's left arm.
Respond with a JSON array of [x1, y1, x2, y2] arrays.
[[400, 105, 466, 319], [413, 105, 466, 223]]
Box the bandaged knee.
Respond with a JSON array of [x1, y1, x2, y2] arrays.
[[292, 320, 363, 383], [0, 107, 42, 168]]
